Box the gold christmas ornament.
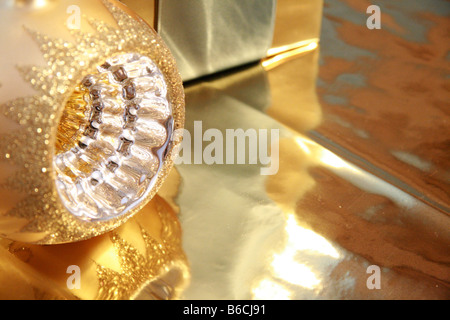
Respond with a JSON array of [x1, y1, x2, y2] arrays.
[[0, 0, 185, 244]]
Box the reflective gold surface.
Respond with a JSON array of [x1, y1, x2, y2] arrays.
[[173, 0, 449, 299], [269, 0, 322, 54], [177, 53, 449, 299], [315, 0, 450, 214]]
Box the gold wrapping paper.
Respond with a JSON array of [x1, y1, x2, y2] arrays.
[[177, 51, 449, 299]]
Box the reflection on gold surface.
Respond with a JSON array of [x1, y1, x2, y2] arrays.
[[272, 258, 320, 289], [316, 0, 450, 212], [95, 203, 187, 300], [283, 214, 340, 259], [0, 194, 189, 299], [263, 41, 319, 70], [265, 45, 322, 134], [55, 85, 88, 156], [218, 32, 447, 297], [266, 135, 450, 299], [252, 212, 341, 298], [295, 136, 356, 171], [0, 246, 73, 299], [152, 0, 449, 299], [252, 279, 292, 300], [267, 39, 320, 58], [319, 148, 350, 170], [271, 213, 339, 289], [270, 0, 323, 50]]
